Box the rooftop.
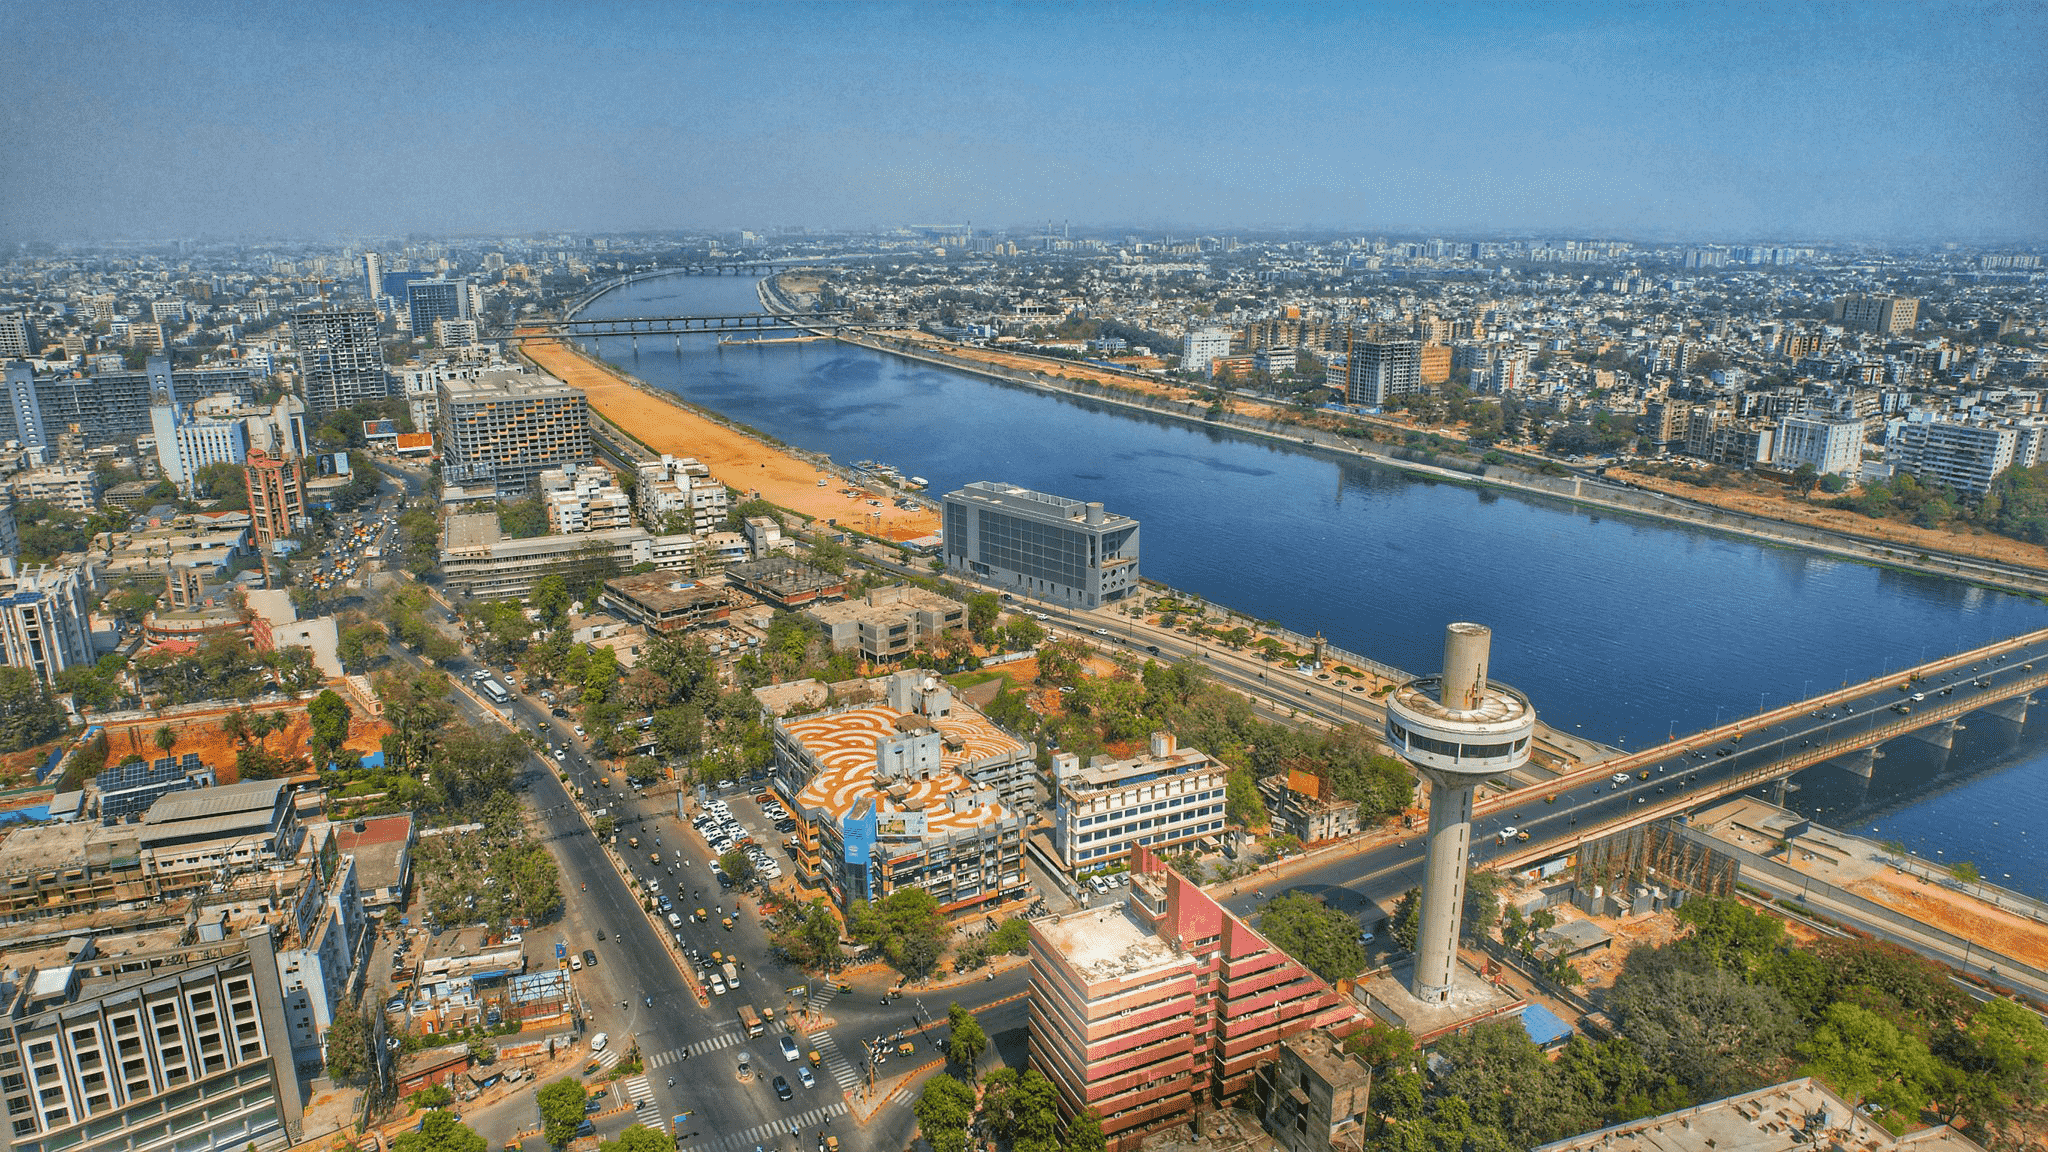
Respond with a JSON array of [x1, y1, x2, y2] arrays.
[[1035, 900, 1187, 983], [604, 570, 730, 613], [143, 778, 286, 827], [1530, 1076, 1982, 1152], [726, 554, 845, 596], [787, 703, 1025, 834]]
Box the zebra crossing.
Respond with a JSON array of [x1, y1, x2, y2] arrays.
[[590, 1046, 621, 1072], [806, 1030, 864, 1095], [805, 982, 839, 1016], [647, 1029, 744, 1068], [620, 1075, 665, 1133], [676, 1102, 846, 1152]]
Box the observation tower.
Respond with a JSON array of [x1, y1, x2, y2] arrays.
[[1383, 622, 1536, 1003]]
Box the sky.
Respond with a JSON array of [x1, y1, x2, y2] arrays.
[[3, 0, 2044, 244]]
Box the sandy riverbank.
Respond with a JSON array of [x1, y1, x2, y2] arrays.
[[519, 337, 943, 542], [1613, 467, 2048, 574]]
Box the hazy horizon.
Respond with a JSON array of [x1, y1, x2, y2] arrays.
[[5, 1, 2044, 245]]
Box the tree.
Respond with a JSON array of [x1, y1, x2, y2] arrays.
[[1941, 998, 2048, 1142], [1950, 860, 1981, 884], [847, 887, 952, 980], [536, 1077, 588, 1147], [323, 999, 371, 1084], [944, 1002, 988, 1079], [1065, 1108, 1107, 1152], [1388, 887, 1422, 951], [1791, 462, 1820, 501], [308, 689, 351, 765], [912, 1073, 975, 1152], [718, 848, 758, 888], [1798, 1002, 1943, 1124], [1674, 896, 1786, 978], [1609, 944, 1802, 1099], [597, 1127, 671, 1152], [966, 592, 1001, 640], [1225, 767, 1267, 828], [391, 1110, 485, 1152], [0, 668, 65, 754], [153, 724, 178, 755], [1258, 891, 1367, 982]]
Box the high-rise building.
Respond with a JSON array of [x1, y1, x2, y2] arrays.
[[289, 309, 390, 416], [1773, 414, 1865, 477], [1342, 337, 1422, 407], [1419, 342, 1452, 385], [0, 925, 305, 1152], [436, 368, 590, 495], [1181, 328, 1232, 378], [0, 561, 100, 686], [1834, 294, 1919, 336], [3, 363, 49, 457], [361, 252, 383, 303], [0, 311, 36, 360], [406, 278, 469, 344], [635, 455, 730, 534], [1885, 419, 2017, 496], [942, 482, 1139, 608], [245, 448, 307, 551], [1027, 848, 1359, 1150]]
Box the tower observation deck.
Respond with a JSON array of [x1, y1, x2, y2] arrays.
[[1384, 622, 1536, 1003]]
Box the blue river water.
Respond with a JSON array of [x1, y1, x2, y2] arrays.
[[578, 274, 2048, 896]]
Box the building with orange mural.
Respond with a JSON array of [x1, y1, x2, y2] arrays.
[[772, 671, 1036, 917]]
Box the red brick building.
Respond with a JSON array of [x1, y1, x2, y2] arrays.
[[1026, 845, 1361, 1150], [245, 447, 306, 551]]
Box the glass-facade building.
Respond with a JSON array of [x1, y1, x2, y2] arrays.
[[941, 482, 1138, 608]]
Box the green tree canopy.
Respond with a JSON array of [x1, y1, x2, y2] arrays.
[[391, 1110, 485, 1152], [1257, 891, 1366, 983], [536, 1077, 588, 1147], [944, 1002, 988, 1079]]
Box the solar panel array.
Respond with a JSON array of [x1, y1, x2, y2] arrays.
[[97, 753, 208, 824]]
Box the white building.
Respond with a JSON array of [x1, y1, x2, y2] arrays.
[[538, 464, 634, 533], [150, 402, 249, 489], [0, 560, 100, 685], [1181, 328, 1233, 378], [635, 454, 730, 534], [1773, 414, 1865, 477], [8, 466, 99, 512], [1051, 732, 1230, 874], [1885, 418, 2018, 496]]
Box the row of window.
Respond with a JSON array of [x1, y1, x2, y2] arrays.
[[1076, 788, 1221, 827], [1078, 804, 1222, 844], [1387, 719, 1526, 761], [1078, 820, 1222, 859]]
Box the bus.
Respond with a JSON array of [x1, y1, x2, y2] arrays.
[[736, 1004, 763, 1037], [480, 679, 511, 705]]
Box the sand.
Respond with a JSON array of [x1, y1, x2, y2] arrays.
[[520, 337, 942, 543], [1613, 467, 2048, 573], [1848, 868, 2048, 971]]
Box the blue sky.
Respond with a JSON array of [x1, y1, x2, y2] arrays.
[[3, 1, 2043, 242]]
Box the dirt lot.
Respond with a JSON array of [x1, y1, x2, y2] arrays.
[[1562, 907, 1689, 991], [522, 338, 941, 543], [1847, 868, 2048, 971], [1613, 467, 2048, 572], [95, 704, 391, 783]]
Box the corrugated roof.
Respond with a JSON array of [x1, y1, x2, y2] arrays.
[[143, 779, 286, 826]]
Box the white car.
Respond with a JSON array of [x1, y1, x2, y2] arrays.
[[589, 1032, 609, 1052], [1611, 772, 1632, 784], [708, 973, 727, 995], [667, 912, 683, 928]]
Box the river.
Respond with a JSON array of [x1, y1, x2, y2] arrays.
[[575, 273, 2048, 897]]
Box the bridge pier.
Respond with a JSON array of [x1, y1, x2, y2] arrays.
[[1981, 695, 2030, 725], [1907, 719, 1959, 749], [1843, 746, 1881, 778]]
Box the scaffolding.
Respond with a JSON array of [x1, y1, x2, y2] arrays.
[[1574, 819, 1735, 900]]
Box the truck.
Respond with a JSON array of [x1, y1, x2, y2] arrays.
[[480, 678, 511, 705], [722, 960, 740, 986], [737, 1004, 763, 1037]]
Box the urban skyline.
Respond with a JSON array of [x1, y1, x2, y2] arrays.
[[3, 1, 2044, 243]]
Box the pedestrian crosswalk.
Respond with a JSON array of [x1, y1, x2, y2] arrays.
[[620, 1075, 665, 1132], [675, 1102, 846, 1152], [887, 1080, 920, 1106], [647, 1028, 745, 1068], [591, 1046, 621, 1071], [806, 1030, 863, 1095], [805, 982, 838, 1016]]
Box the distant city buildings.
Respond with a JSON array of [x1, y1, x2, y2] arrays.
[[1835, 293, 1920, 336], [406, 277, 470, 344], [942, 482, 1139, 609]]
